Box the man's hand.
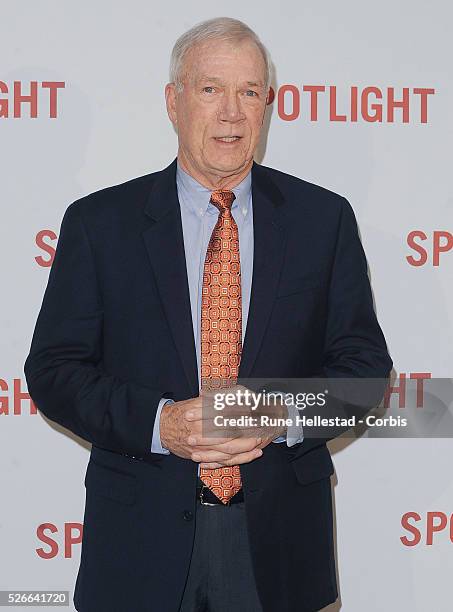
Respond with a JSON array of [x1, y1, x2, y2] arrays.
[[160, 395, 263, 468], [159, 385, 290, 468], [244, 391, 288, 450]]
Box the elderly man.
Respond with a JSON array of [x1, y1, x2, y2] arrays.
[[24, 16, 392, 612]]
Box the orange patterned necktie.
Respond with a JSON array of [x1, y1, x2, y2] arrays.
[[199, 189, 243, 504]]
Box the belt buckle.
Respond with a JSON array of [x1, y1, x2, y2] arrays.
[[199, 484, 222, 506]]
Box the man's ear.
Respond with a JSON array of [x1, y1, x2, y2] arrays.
[[165, 82, 178, 127]]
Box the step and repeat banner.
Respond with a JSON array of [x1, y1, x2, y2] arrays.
[[1, 2, 452, 610]]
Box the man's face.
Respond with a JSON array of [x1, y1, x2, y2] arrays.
[[166, 38, 268, 184]]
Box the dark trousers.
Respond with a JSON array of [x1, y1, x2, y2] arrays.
[[178, 500, 263, 612]]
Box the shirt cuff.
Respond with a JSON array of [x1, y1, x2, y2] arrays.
[[285, 396, 304, 447], [271, 392, 304, 447], [151, 397, 173, 454]]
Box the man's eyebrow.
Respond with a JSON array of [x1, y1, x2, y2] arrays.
[[245, 80, 264, 87], [198, 76, 264, 87]]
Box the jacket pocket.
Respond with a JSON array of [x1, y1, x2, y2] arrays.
[[290, 444, 334, 485], [84, 460, 137, 505]]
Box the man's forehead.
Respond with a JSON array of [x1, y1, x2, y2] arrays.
[[185, 41, 265, 86], [185, 40, 265, 69]]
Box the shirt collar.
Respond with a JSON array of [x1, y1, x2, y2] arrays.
[[176, 158, 252, 218]]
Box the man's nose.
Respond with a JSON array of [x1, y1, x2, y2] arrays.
[[218, 90, 245, 122]]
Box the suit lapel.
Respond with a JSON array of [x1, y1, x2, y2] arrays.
[[142, 158, 199, 395], [238, 161, 288, 379], [141, 157, 288, 394]]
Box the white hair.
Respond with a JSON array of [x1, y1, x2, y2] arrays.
[[169, 16, 272, 93]]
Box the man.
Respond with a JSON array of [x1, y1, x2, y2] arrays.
[[24, 16, 392, 612]]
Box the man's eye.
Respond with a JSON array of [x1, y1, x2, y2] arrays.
[[203, 86, 216, 93], [246, 90, 258, 97]]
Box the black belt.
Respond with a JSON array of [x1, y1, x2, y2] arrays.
[[196, 477, 244, 506]]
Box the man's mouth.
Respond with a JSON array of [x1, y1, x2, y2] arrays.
[[214, 136, 242, 142]]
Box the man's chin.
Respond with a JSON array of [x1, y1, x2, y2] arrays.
[[204, 155, 251, 176]]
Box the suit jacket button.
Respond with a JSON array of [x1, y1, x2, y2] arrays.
[[183, 510, 193, 521]]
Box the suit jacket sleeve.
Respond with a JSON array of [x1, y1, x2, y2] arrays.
[[297, 196, 393, 456], [24, 202, 170, 457]]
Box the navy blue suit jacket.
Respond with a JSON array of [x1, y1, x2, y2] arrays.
[[24, 157, 392, 612]]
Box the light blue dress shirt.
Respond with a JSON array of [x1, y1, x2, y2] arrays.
[[151, 159, 303, 458]]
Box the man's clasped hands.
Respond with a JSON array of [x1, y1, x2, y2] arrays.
[[160, 384, 288, 468]]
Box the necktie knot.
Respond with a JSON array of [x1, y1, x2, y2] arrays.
[[210, 189, 236, 213]]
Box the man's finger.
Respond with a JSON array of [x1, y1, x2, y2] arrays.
[[209, 436, 262, 454], [187, 435, 238, 446], [188, 436, 262, 452], [192, 446, 263, 464], [183, 407, 206, 421], [195, 448, 263, 467]]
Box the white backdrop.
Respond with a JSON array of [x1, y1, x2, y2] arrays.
[[2, 1, 452, 610]]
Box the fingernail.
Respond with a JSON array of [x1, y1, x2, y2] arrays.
[[186, 412, 193, 419], [256, 437, 262, 443], [188, 436, 196, 445], [256, 449, 263, 456], [192, 454, 201, 461]]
